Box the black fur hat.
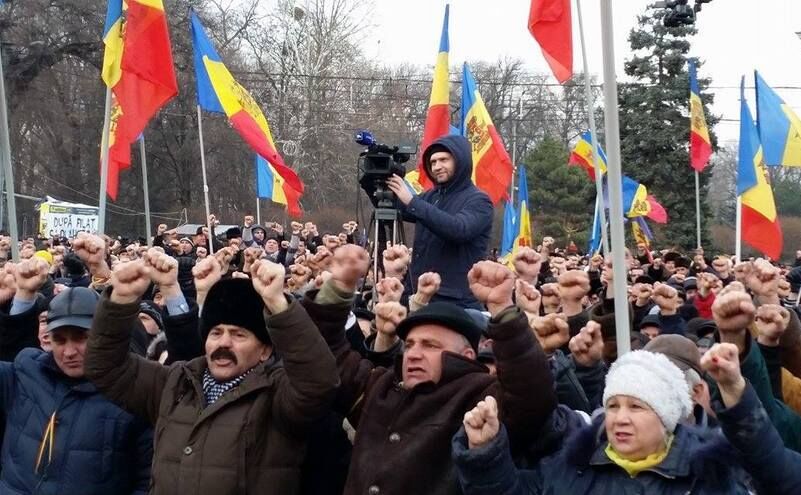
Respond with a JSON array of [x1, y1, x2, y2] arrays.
[[200, 278, 270, 345]]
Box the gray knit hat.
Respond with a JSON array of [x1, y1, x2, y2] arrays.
[[602, 350, 692, 432]]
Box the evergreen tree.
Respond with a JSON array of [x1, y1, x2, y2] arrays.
[[525, 136, 595, 250], [617, 8, 718, 249]]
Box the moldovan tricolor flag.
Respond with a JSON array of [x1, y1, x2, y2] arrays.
[[191, 11, 304, 210], [689, 59, 712, 172], [416, 5, 451, 191], [461, 63, 513, 204], [755, 71, 801, 167], [510, 165, 533, 260], [102, 0, 178, 200], [738, 77, 782, 259], [256, 155, 301, 217], [528, 0, 573, 83], [568, 131, 608, 180]]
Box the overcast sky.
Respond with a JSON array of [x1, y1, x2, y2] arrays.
[[365, 0, 801, 145]]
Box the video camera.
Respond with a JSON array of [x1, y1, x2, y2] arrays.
[[355, 130, 416, 208]]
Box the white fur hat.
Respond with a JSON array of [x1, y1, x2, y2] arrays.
[[602, 350, 692, 432]]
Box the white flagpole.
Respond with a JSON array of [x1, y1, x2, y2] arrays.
[[735, 196, 742, 263], [576, 0, 609, 255], [600, 0, 631, 356], [695, 170, 702, 248], [0, 45, 19, 260], [256, 198, 261, 226], [98, 87, 113, 237], [139, 137, 153, 247], [196, 105, 214, 255]]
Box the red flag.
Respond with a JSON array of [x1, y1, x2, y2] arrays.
[[528, 0, 573, 84]]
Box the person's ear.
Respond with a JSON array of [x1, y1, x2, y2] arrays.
[[462, 347, 476, 360]]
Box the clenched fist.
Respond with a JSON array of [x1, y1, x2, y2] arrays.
[[144, 248, 179, 296], [515, 279, 541, 317], [251, 260, 288, 314], [330, 244, 369, 292], [383, 244, 410, 278], [712, 290, 755, 353], [14, 258, 49, 298], [463, 396, 500, 450], [468, 261, 514, 317], [374, 301, 407, 338], [512, 247, 542, 283], [755, 304, 790, 347], [531, 313, 569, 354], [0, 263, 16, 303], [569, 321, 604, 367], [415, 272, 441, 303], [376, 277, 404, 303], [745, 259, 780, 300], [652, 283, 680, 315], [73, 233, 109, 277], [110, 259, 151, 305], [558, 270, 590, 303], [701, 343, 745, 407], [192, 257, 223, 295], [540, 283, 561, 314]]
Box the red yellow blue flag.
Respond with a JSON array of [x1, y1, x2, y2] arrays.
[[461, 63, 513, 204], [191, 11, 303, 200], [416, 5, 451, 192], [256, 155, 301, 217], [755, 71, 801, 167], [568, 131, 607, 180], [689, 59, 712, 172]]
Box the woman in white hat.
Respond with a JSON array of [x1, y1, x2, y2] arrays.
[[452, 344, 801, 494]]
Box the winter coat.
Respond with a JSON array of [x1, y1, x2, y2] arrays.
[[400, 135, 493, 309], [302, 291, 556, 495], [0, 348, 152, 494], [84, 291, 339, 495], [452, 383, 801, 495]]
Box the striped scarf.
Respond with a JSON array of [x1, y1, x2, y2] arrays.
[[202, 367, 254, 406]]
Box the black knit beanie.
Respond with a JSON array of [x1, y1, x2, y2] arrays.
[[200, 278, 271, 345]]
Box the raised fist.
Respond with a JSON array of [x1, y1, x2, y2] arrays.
[[0, 263, 16, 303], [144, 248, 178, 290], [291, 221, 303, 234], [323, 234, 341, 251], [376, 277, 404, 303], [515, 279, 541, 317], [383, 244, 411, 278], [214, 246, 237, 272], [374, 301, 407, 337], [745, 259, 780, 298], [569, 321, 604, 367], [701, 343, 745, 405], [512, 247, 542, 283], [289, 264, 312, 288], [468, 261, 514, 316], [244, 246, 264, 265], [330, 244, 369, 292], [251, 260, 287, 314], [110, 259, 151, 305], [244, 215, 254, 228], [463, 396, 500, 450], [540, 283, 561, 313], [73, 233, 107, 270], [652, 283, 680, 314], [755, 304, 790, 346], [634, 283, 653, 304], [531, 313, 569, 354], [778, 278, 792, 299], [14, 258, 49, 296], [712, 290, 755, 333], [698, 272, 718, 294], [157, 223, 168, 234], [416, 272, 441, 302], [208, 214, 219, 226], [549, 256, 566, 277], [192, 257, 223, 295], [558, 270, 590, 302]]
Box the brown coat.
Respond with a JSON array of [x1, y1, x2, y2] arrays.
[[84, 291, 339, 495], [302, 295, 556, 495]]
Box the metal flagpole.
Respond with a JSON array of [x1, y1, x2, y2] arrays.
[[0, 45, 20, 260], [196, 105, 214, 255], [735, 196, 742, 263], [98, 87, 113, 236], [695, 171, 702, 248], [576, 0, 609, 255], [139, 137, 153, 247], [600, 0, 630, 356], [256, 198, 261, 226]]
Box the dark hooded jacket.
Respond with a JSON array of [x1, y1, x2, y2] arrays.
[[401, 135, 493, 309]]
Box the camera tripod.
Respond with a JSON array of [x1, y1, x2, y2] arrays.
[[365, 199, 407, 283]]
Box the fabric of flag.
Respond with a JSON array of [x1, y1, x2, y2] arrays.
[[256, 155, 301, 218], [631, 216, 655, 264], [101, 0, 178, 200], [528, 0, 573, 83], [738, 77, 782, 259], [510, 166, 533, 260], [587, 196, 603, 255], [500, 199, 517, 257], [689, 59, 712, 172], [191, 11, 303, 198], [755, 71, 801, 167], [416, 5, 451, 191], [403, 170, 423, 196], [461, 63, 513, 204], [568, 131, 607, 180], [621, 176, 650, 218], [646, 195, 668, 224]]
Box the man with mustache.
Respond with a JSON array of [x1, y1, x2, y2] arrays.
[[84, 250, 338, 495]]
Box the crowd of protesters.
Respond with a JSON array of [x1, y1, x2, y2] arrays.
[[0, 137, 800, 494]]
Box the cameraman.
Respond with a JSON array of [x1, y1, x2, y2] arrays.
[[387, 135, 492, 310]]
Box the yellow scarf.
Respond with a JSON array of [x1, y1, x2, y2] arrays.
[[604, 434, 674, 478]]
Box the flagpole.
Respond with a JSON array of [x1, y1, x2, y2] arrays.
[[139, 137, 153, 247], [256, 198, 261, 226], [196, 105, 214, 255], [694, 171, 702, 248], [98, 87, 113, 237], [735, 196, 742, 263], [0, 44, 19, 261], [600, 0, 630, 356], [576, 0, 609, 255]]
